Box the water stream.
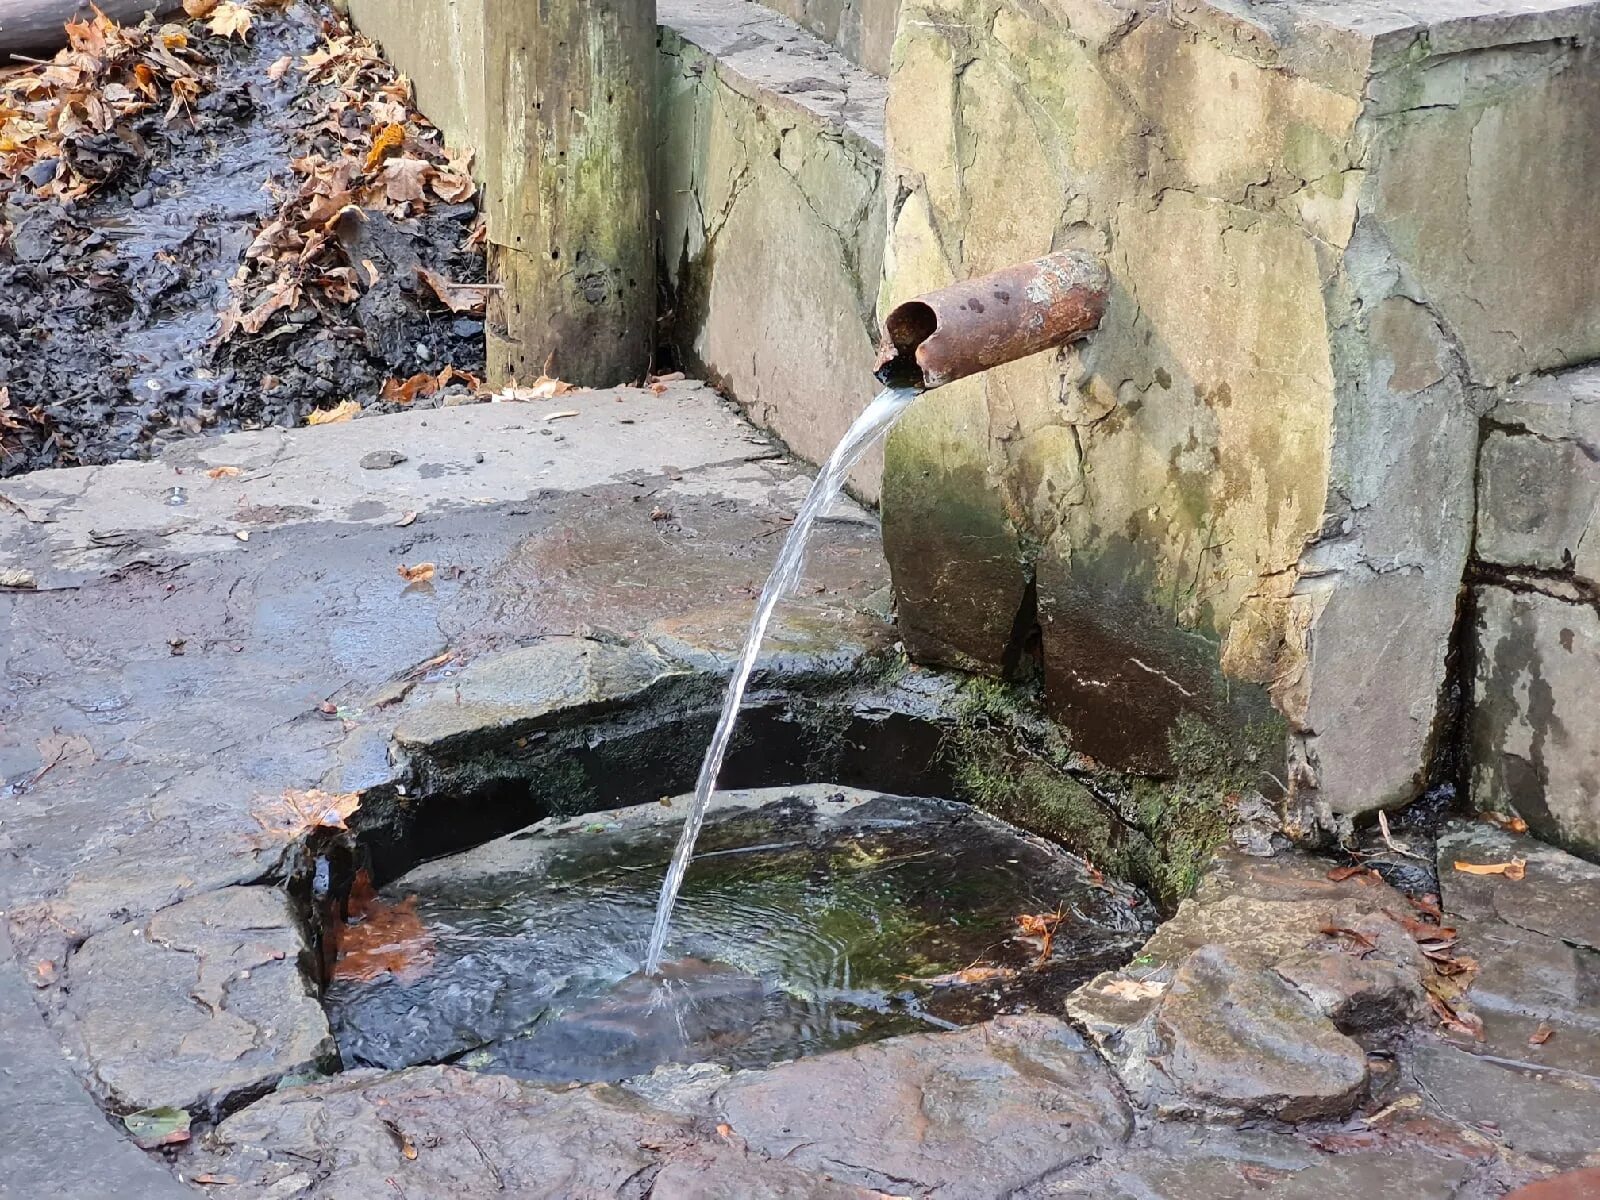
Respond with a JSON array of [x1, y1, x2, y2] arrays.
[[642, 385, 918, 973]]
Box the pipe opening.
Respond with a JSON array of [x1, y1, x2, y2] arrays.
[[874, 300, 938, 389]]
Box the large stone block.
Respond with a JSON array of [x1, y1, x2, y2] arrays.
[[1472, 366, 1600, 859], [880, 0, 1600, 820], [657, 0, 890, 497]]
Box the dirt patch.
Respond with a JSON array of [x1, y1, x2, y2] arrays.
[[0, 0, 485, 476]]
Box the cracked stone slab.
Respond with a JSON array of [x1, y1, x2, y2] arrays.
[[1470, 583, 1600, 860], [0, 925, 192, 1200], [0, 382, 760, 588], [1042, 1124, 1477, 1199], [714, 1014, 1132, 1198], [187, 1064, 877, 1199], [1408, 1040, 1600, 1169], [1438, 821, 1600, 951], [390, 635, 690, 752], [59, 887, 335, 1116]]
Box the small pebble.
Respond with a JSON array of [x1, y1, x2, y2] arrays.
[[131, 190, 152, 209], [360, 450, 408, 470]]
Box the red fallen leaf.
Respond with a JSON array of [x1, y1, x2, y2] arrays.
[[1320, 924, 1378, 951], [331, 871, 434, 985], [1401, 914, 1457, 941], [1425, 952, 1478, 977], [1427, 991, 1485, 1041], [1327, 864, 1374, 882], [381, 372, 442, 405], [1529, 1023, 1554, 1045], [1453, 858, 1526, 880]]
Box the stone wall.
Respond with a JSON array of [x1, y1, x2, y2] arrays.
[[1472, 366, 1600, 859], [879, 0, 1600, 827], [344, 0, 486, 156], [657, 0, 890, 497], [753, 0, 899, 75]]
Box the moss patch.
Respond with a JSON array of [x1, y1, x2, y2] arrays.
[[939, 678, 1280, 909]]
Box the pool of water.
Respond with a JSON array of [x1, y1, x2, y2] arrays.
[[323, 785, 1154, 1083]]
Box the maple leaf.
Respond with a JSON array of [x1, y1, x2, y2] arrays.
[[250, 788, 361, 843], [379, 156, 430, 203], [207, 2, 254, 40]]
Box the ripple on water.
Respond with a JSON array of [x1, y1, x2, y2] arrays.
[[324, 788, 1154, 1083]]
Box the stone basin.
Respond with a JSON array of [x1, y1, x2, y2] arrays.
[[324, 784, 1155, 1082]]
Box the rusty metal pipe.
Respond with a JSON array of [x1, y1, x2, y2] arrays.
[[874, 251, 1108, 391]]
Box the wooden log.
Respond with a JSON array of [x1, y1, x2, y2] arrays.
[[0, 0, 180, 55], [483, 0, 656, 387]]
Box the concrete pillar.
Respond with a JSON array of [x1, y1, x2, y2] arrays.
[[484, 0, 656, 386]]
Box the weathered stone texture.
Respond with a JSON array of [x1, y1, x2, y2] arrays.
[[880, 0, 1600, 821], [657, 0, 890, 498], [61, 888, 335, 1117], [755, 0, 900, 74], [714, 1014, 1132, 1197], [1473, 367, 1600, 859]]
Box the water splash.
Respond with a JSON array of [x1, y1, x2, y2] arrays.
[[642, 386, 917, 973]]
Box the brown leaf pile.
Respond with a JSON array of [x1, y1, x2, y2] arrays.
[[0, 9, 214, 204], [217, 25, 477, 342]]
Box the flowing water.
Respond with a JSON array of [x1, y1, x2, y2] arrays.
[[324, 787, 1153, 1082], [641, 385, 918, 974]]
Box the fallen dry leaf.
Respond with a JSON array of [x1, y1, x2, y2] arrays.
[[911, 965, 1017, 988], [379, 156, 431, 203], [396, 561, 436, 584], [307, 399, 361, 426], [416, 265, 487, 313], [1327, 864, 1377, 883], [266, 55, 293, 82], [381, 372, 443, 405], [715, 1123, 734, 1140], [1453, 859, 1527, 880], [1481, 811, 1529, 834], [206, 1, 254, 40], [1529, 1023, 1554, 1045], [543, 409, 579, 422], [331, 870, 434, 985], [182, 0, 219, 16], [502, 375, 572, 401], [394, 510, 418, 527], [251, 788, 361, 843], [206, 465, 241, 478], [1320, 924, 1378, 952]]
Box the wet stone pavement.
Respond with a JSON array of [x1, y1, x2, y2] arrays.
[[0, 387, 1598, 1198]]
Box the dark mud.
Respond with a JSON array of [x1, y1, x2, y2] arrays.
[[0, 2, 484, 476]]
